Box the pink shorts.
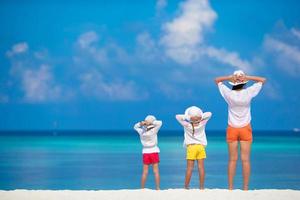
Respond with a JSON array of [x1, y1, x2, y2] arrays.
[[143, 153, 160, 165]]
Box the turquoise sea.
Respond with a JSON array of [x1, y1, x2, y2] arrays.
[[0, 130, 299, 190]]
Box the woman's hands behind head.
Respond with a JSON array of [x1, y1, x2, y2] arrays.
[[231, 74, 247, 84]]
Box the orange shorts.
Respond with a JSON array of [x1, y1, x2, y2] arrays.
[[226, 124, 252, 142]]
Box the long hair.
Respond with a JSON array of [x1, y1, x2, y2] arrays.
[[191, 123, 195, 136], [232, 83, 246, 90]]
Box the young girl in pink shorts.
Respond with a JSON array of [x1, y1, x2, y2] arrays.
[[134, 115, 162, 190]]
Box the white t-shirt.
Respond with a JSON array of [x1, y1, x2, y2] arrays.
[[218, 82, 262, 128], [134, 120, 162, 154], [176, 112, 212, 147]]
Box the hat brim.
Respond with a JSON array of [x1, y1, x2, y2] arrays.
[[228, 80, 248, 86], [184, 106, 203, 119]]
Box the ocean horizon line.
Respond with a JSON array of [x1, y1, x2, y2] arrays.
[[0, 129, 297, 132], [0, 129, 298, 137]]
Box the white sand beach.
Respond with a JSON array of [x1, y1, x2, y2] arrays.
[[1, 189, 300, 200]]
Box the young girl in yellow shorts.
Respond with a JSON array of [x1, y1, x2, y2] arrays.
[[176, 106, 212, 189]]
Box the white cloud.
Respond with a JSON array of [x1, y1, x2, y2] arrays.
[[156, 0, 167, 10], [76, 31, 109, 65], [264, 35, 300, 76], [160, 0, 217, 64], [136, 32, 160, 62], [79, 70, 147, 101], [291, 28, 300, 40], [6, 42, 29, 57], [264, 36, 300, 63], [5, 42, 67, 103], [34, 49, 49, 60], [4, 2, 270, 103], [263, 81, 282, 100], [22, 65, 62, 103], [78, 31, 99, 49], [76, 31, 132, 67], [137, 32, 156, 51], [107, 43, 132, 64], [6, 39, 140, 103], [159, 0, 252, 72], [204, 46, 252, 73], [158, 82, 196, 100], [75, 31, 142, 101]]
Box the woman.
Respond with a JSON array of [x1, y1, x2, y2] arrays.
[[215, 70, 266, 190]]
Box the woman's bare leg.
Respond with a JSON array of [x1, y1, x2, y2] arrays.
[[153, 163, 160, 190], [197, 159, 205, 189], [185, 160, 195, 189], [240, 141, 251, 190], [141, 164, 149, 189], [228, 141, 238, 190]]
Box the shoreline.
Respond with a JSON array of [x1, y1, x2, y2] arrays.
[[1, 189, 300, 200]]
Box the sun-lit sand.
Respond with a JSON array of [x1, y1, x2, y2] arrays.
[[1, 189, 300, 200]]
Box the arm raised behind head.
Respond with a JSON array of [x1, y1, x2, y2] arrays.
[[134, 122, 144, 135], [175, 114, 190, 127], [153, 120, 162, 129], [245, 75, 266, 84], [214, 75, 234, 85]]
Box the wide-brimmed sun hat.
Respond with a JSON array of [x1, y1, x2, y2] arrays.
[[229, 70, 249, 86], [145, 115, 156, 123], [185, 106, 203, 119]]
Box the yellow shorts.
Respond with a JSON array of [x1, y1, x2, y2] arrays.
[[186, 144, 206, 160]]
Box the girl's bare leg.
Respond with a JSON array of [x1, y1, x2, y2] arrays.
[[153, 163, 160, 190], [185, 160, 195, 189], [141, 164, 149, 189], [197, 159, 205, 189]]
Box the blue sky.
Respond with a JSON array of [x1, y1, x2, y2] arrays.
[[0, 0, 300, 130]]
